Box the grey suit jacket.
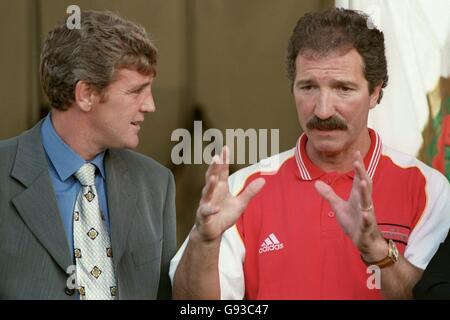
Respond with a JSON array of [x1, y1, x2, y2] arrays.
[[0, 120, 177, 299]]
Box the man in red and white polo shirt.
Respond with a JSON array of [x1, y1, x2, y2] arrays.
[[169, 8, 450, 299]]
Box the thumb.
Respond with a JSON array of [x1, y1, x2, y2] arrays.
[[314, 180, 342, 211], [238, 178, 266, 208]]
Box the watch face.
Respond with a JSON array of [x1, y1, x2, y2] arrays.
[[389, 240, 399, 262], [393, 248, 399, 261]]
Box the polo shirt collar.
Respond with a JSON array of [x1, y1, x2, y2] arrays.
[[294, 128, 382, 181]]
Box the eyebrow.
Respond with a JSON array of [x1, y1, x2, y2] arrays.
[[128, 81, 151, 93], [295, 79, 315, 86], [295, 79, 358, 87], [329, 80, 358, 87]]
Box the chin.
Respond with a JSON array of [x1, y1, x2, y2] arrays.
[[118, 135, 140, 150], [311, 140, 344, 155], [125, 140, 139, 149]]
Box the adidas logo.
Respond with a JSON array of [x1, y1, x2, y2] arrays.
[[259, 233, 284, 254]]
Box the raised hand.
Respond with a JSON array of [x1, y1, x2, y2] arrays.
[[314, 151, 382, 253], [194, 146, 266, 242]]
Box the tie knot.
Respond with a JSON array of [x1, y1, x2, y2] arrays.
[[75, 163, 96, 186]]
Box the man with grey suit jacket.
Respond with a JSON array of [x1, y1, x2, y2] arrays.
[[0, 10, 176, 299]]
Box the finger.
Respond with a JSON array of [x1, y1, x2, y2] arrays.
[[218, 146, 230, 182], [205, 154, 222, 182], [237, 178, 265, 208], [221, 145, 230, 165], [353, 151, 373, 210], [201, 175, 218, 202], [353, 151, 371, 188], [314, 180, 344, 212], [350, 165, 361, 201], [359, 179, 373, 212], [348, 152, 363, 197]]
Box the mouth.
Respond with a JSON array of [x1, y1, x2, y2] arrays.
[[130, 121, 142, 128], [310, 128, 344, 136], [306, 117, 348, 132], [312, 128, 343, 131]]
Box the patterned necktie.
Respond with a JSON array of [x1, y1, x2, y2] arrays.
[[73, 163, 117, 300]]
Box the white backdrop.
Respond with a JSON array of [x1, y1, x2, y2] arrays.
[[336, 0, 450, 156]]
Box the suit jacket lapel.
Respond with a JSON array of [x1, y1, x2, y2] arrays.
[[11, 121, 72, 272], [105, 150, 138, 270]]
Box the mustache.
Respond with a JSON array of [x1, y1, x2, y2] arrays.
[[306, 116, 348, 131]]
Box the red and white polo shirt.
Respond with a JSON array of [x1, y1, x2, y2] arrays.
[[170, 128, 450, 299]]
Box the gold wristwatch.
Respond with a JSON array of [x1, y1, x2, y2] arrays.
[[361, 239, 399, 269]]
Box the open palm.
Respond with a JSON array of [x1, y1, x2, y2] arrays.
[[314, 151, 379, 251], [195, 146, 265, 241]]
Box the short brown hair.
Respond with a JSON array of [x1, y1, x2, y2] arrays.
[[40, 10, 158, 110], [287, 8, 388, 103]]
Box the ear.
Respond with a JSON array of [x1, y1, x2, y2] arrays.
[[74, 81, 97, 112], [369, 83, 383, 109]]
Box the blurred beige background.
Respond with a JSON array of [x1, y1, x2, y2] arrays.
[[0, 0, 333, 244]]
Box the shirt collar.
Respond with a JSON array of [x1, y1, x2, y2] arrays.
[[40, 113, 106, 181], [294, 128, 382, 181]]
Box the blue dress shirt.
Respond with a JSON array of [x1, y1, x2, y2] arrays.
[[40, 114, 110, 258]]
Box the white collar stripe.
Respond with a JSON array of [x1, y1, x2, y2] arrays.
[[367, 132, 382, 179], [294, 131, 382, 180], [369, 144, 381, 179], [294, 136, 306, 179], [295, 135, 312, 180], [367, 133, 378, 177], [295, 148, 308, 180]]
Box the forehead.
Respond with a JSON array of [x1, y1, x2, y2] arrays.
[[294, 48, 365, 81], [111, 68, 154, 87]]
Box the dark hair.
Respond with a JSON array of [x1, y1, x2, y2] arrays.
[[40, 10, 158, 110], [286, 8, 388, 103]]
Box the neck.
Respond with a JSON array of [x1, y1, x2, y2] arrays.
[[306, 129, 371, 173], [51, 109, 104, 161]]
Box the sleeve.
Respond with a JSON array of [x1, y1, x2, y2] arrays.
[[169, 168, 254, 299], [413, 230, 450, 299], [404, 169, 450, 270], [168, 225, 246, 300], [157, 170, 177, 299], [217, 225, 246, 299]]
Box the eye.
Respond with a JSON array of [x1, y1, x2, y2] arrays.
[[129, 84, 151, 95], [338, 86, 353, 92], [299, 85, 316, 91], [131, 87, 144, 94]]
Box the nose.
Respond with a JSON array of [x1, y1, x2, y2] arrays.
[[141, 90, 156, 113], [314, 89, 335, 120]]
